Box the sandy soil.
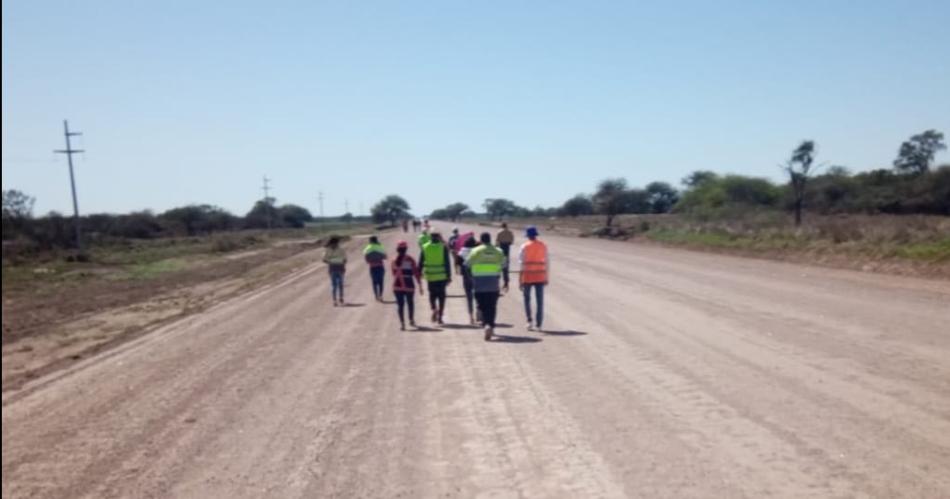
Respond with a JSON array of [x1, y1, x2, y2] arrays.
[[3, 224, 949, 498]]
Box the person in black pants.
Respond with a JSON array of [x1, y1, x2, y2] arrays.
[[456, 236, 479, 325], [465, 232, 509, 340], [391, 241, 423, 330]]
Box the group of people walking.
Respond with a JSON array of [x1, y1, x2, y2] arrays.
[[322, 223, 549, 341]]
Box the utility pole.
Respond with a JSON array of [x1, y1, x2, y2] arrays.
[[344, 198, 349, 214], [262, 176, 273, 229], [318, 191, 324, 218], [53, 120, 85, 256]]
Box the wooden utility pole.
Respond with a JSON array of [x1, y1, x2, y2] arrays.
[[53, 120, 85, 255]]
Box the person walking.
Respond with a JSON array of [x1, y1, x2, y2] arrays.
[[419, 230, 452, 324], [465, 232, 509, 341], [456, 236, 479, 325], [519, 226, 548, 330], [363, 236, 387, 301], [417, 228, 431, 249], [496, 222, 515, 284], [402, 219, 409, 233], [322, 236, 348, 306], [392, 241, 423, 330]]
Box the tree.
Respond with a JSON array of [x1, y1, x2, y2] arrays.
[[444, 202, 469, 222], [675, 175, 781, 214], [645, 182, 679, 213], [371, 195, 411, 226], [593, 178, 631, 227], [560, 194, 594, 217], [826, 165, 851, 177], [783, 140, 817, 226], [2, 190, 35, 221], [894, 129, 946, 175], [681, 170, 718, 188], [278, 204, 313, 228], [244, 198, 280, 229], [482, 198, 518, 221], [2, 189, 35, 240], [163, 204, 239, 235]]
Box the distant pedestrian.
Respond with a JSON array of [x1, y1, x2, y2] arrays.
[[447, 227, 461, 272], [419, 230, 452, 324], [392, 241, 423, 330], [456, 236, 479, 325], [417, 227, 431, 249], [363, 236, 387, 301], [465, 232, 508, 341], [519, 226, 548, 331], [496, 222, 515, 284], [402, 219, 409, 233], [322, 236, 347, 306]]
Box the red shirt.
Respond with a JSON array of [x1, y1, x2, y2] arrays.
[[392, 255, 421, 292]]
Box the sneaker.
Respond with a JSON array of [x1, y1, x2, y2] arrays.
[[484, 326, 493, 341], [400, 323, 406, 331], [526, 321, 534, 331], [431, 310, 438, 322], [409, 320, 417, 328]]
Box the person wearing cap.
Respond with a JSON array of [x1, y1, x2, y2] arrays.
[[322, 236, 348, 306], [465, 232, 509, 341], [496, 222, 515, 284], [392, 240, 423, 330], [363, 236, 388, 302], [519, 226, 548, 330], [418, 230, 452, 324]]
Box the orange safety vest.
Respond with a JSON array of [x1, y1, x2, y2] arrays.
[[520, 240, 548, 284]]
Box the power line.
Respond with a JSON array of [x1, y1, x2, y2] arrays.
[[53, 120, 85, 255]]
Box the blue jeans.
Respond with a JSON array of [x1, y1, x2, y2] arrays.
[[330, 272, 345, 302], [522, 283, 544, 327], [370, 266, 385, 298]]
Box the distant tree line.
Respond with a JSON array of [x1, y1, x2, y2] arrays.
[[451, 129, 948, 226], [1, 194, 317, 252]]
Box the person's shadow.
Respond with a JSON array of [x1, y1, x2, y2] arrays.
[[540, 330, 588, 337], [489, 334, 542, 344], [440, 323, 480, 330], [342, 303, 367, 308], [412, 326, 442, 332]]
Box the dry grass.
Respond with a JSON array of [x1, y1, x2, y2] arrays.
[[480, 213, 950, 277]]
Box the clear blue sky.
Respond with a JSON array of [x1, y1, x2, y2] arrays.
[[3, 1, 949, 217]]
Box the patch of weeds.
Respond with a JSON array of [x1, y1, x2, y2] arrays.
[[119, 258, 189, 280], [893, 238, 950, 262]]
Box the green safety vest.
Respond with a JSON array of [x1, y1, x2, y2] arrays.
[[422, 242, 448, 282], [418, 232, 431, 247], [363, 243, 385, 256], [467, 245, 504, 277]]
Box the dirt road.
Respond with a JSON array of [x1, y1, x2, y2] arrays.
[[3, 224, 949, 498]]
